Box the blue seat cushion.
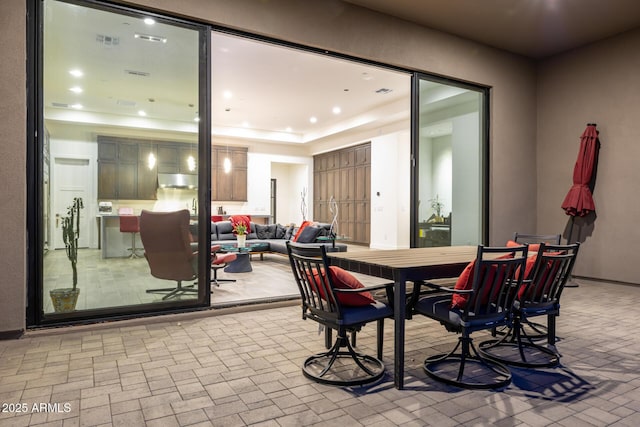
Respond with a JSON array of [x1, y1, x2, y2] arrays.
[[341, 301, 392, 326], [414, 294, 506, 331]]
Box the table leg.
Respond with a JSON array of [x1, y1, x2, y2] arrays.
[[394, 274, 406, 389]]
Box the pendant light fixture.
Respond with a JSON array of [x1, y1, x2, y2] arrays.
[[147, 140, 156, 170], [187, 143, 196, 172], [223, 145, 232, 174]]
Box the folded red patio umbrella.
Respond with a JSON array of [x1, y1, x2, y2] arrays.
[[561, 123, 600, 217]]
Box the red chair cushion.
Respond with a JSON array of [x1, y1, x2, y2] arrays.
[[213, 252, 237, 265], [308, 266, 375, 307], [119, 215, 140, 233]]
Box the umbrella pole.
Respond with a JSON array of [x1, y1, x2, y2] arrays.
[[565, 216, 579, 288]]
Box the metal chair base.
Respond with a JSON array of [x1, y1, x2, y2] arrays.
[[211, 265, 236, 287], [478, 339, 559, 368], [424, 337, 511, 390], [302, 335, 385, 387], [493, 320, 548, 341], [146, 281, 198, 300], [126, 233, 144, 259]]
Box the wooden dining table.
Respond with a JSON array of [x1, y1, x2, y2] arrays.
[[327, 245, 478, 389]]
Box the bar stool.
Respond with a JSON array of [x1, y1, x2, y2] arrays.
[[119, 207, 143, 258]]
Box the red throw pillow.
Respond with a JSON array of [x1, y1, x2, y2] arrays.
[[292, 220, 312, 242], [450, 254, 513, 310], [451, 261, 475, 309], [307, 266, 375, 307], [506, 240, 540, 254], [517, 252, 565, 300]]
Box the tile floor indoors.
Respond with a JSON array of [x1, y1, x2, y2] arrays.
[[2, 277, 639, 426]]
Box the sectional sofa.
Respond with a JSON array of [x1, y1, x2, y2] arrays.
[[194, 221, 348, 254]]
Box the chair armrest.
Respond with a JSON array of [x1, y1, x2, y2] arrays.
[[332, 282, 394, 293]]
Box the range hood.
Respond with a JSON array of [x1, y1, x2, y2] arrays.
[[157, 173, 198, 189]]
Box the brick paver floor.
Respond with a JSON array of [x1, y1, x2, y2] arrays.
[[1, 279, 639, 426]]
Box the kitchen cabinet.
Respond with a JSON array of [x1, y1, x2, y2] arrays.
[[98, 136, 197, 200], [98, 138, 140, 200], [211, 146, 247, 201], [137, 144, 157, 200], [313, 142, 371, 244], [156, 143, 197, 175]]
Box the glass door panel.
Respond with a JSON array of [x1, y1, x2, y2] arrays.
[[414, 76, 487, 247], [40, 0, 206, 319]]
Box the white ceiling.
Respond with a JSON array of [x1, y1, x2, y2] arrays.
[[345, 0, 640, 59], [45, 1, 640, 145], [43, 1, 412, 145]]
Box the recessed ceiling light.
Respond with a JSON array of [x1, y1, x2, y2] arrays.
[[223, 90, 233, 99], [242, 121, 249, 128], [310, 116, 317, 124], [194, 117, 200, 122], [69, 69, 83, 77], [69, 86, 83, 93], [332, 106, 341, 114], [70, 104, 83, 109], [138, 110, 146, 116], [143, 18, 156, 25], [286, 127, 292, 132]]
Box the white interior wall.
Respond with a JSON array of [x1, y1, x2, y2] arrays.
[[270, 162, 308, 225], [418, 136, 433, 222], [451, 112, 481, 245], [431, 135, 453, 217], [370, 129, 411, 249]]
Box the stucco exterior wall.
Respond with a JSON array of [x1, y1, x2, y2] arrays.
[[0, 0, 538, 333], [537, 28, 640, 283], [0, 0, 27, 335]]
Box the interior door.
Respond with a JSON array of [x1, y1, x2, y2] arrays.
[[53, 157, 90, 249]]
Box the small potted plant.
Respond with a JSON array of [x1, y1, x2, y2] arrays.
[[50, 197, 83, 312], [429, 194, 445, 223], [233, 221, 248, 248]]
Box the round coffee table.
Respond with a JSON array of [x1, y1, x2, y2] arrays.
[[224, 252, 252, 273], [219, 245, 253, 273]]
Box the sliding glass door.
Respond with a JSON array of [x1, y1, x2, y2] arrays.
[[35, 0, 209, 323], [413, 75, 488, 248]]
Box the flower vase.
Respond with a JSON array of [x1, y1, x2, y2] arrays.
[[237, 234, 246, 248]]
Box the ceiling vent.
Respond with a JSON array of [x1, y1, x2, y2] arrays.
[[134, 33, 167, 43], [117, 99, 137, 107], [375, 88, 393, 94], [96, 34, 120, 46], [51, 102, 69, 108], [124, 69, 150, 77]]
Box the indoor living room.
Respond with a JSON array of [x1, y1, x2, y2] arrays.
[[40, 1, 483, 321]]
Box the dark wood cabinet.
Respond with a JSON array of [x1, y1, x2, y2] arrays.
[[211, 145, 247, 201], [98, 136, 197, 200], [313, 142, 371, 244], [98, 137, 141, 200]]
